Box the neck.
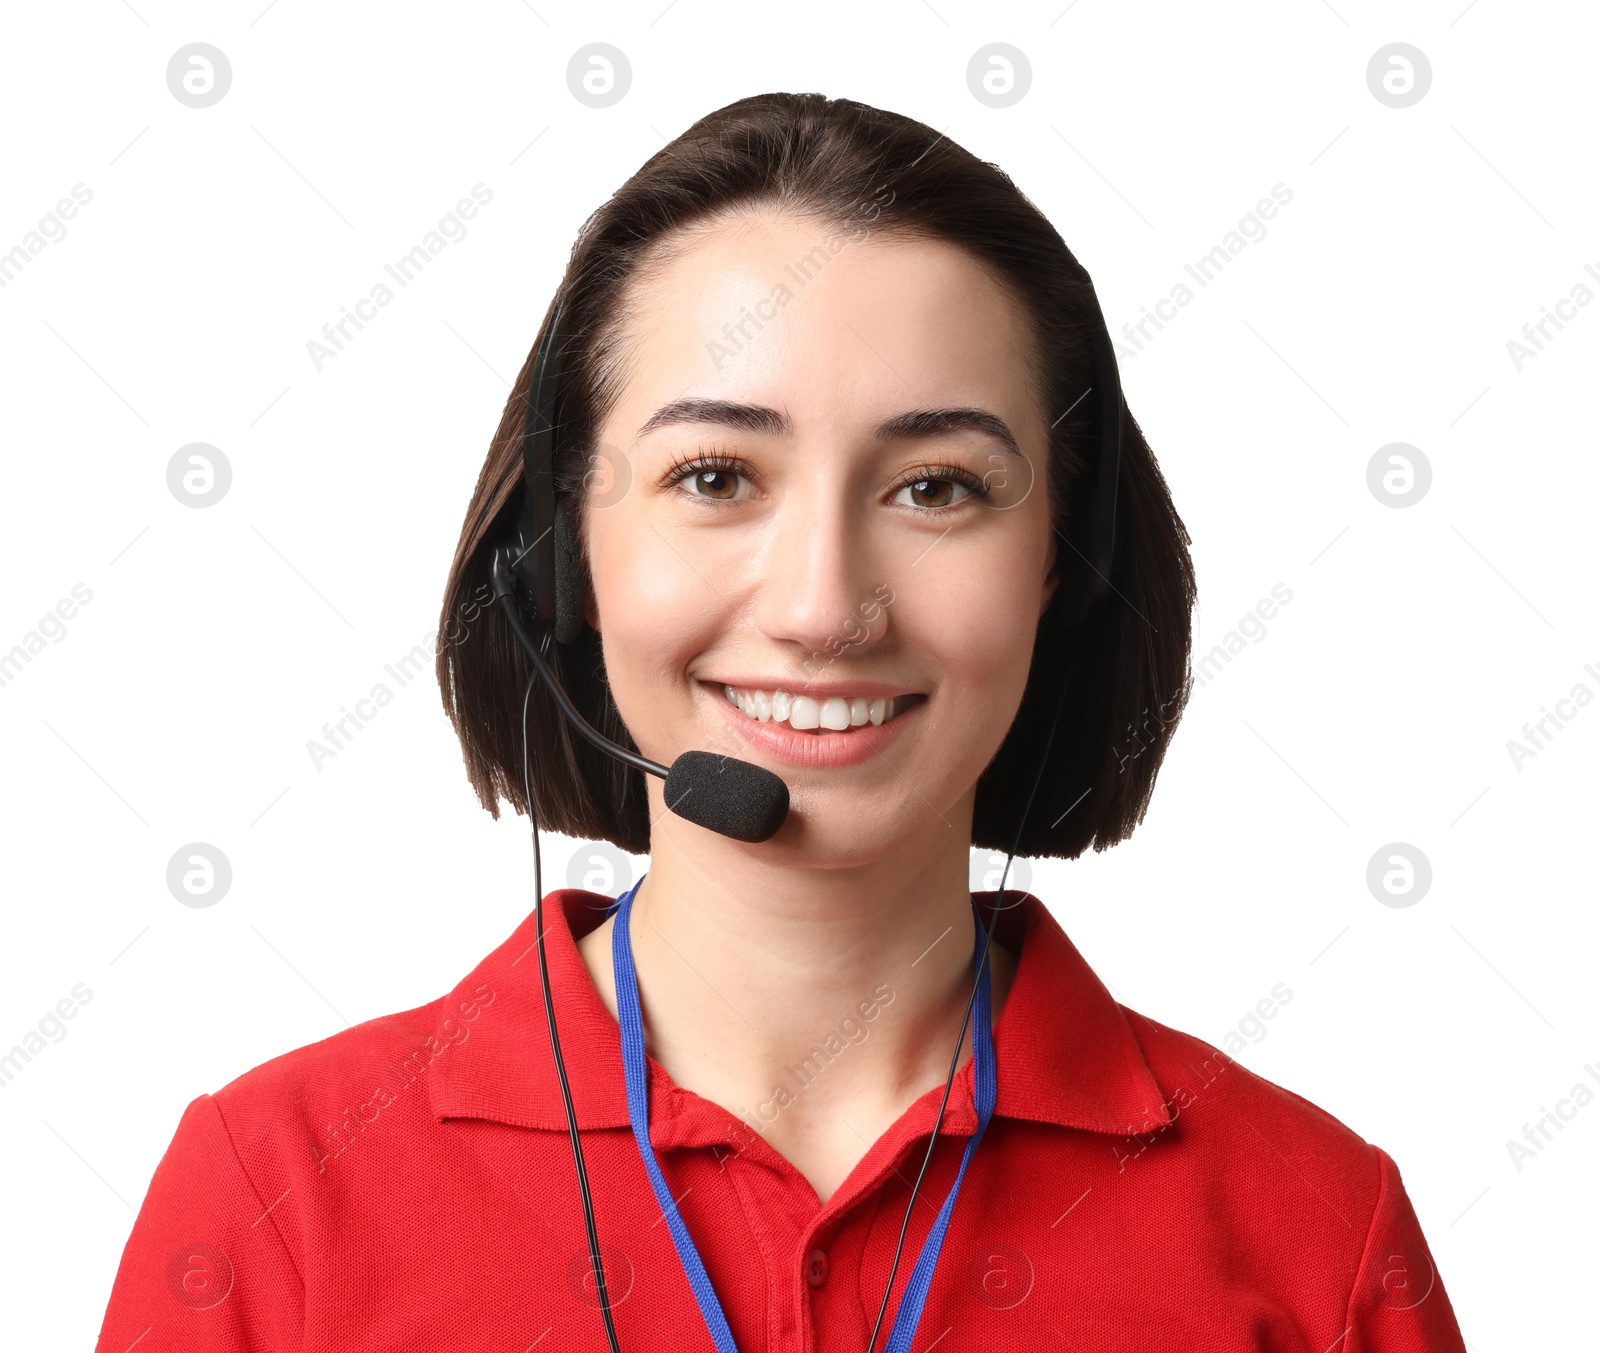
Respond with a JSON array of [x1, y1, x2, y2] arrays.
[[573, 808, 1019, 1203]]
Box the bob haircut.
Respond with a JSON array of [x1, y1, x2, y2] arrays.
[[436, 92, 1196, 860]]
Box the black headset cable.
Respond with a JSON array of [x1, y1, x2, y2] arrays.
[[864, 654, 1075, 1353], [519, 632, 624, 1353]]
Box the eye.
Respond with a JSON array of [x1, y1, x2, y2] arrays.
[[661, 447, 756, 503], [895, 478, 969, 510], [681, 468, 747, 501], [889, 465, 988, 512]]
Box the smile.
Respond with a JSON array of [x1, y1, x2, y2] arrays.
[[720, 684, 922, 733]]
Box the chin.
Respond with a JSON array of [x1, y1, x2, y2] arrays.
[[759, 785, 952, 870]]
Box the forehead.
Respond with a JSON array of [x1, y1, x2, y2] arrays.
[[606, 213, 1043, 442]]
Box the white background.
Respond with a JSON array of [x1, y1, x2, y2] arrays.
[[2, 2, 1595, 1348]]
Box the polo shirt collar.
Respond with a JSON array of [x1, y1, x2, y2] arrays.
[[428, 886, 1174, 1139]]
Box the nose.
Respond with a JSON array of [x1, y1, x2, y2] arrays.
[[748, 475, 888, 674]]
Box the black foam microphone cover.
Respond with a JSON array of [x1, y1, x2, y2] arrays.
[[663, 751, 790, 843]]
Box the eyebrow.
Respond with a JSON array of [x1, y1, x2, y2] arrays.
[[635, 398, 1022, 459]]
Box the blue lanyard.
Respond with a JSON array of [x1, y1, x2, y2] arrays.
[[609, 877, 998, 1353]]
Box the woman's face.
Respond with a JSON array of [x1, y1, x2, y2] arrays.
[[583, 211, 1059, 866]]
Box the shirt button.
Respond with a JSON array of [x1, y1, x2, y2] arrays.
[[804, 1247, 829, 1288]]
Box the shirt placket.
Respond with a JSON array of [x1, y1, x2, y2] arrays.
[[650, 1085, 819, 1350], [805, 1118, 977, 1353], [654, 1073, 981, 1353]]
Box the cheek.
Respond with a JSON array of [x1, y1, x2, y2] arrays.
[[587, 507, 693, 637], [585, 509, 725, 730], [920, 510, 1047, 673], [899, 547, 1042, 734]]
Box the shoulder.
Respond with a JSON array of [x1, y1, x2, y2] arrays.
[[1114, 1002, 1389, 1228], [97, 994, 478, 1352], [1117, 1000, 1379, 1159], [1112, 1006, 1466, 1345], [210, 992, 463, 1106], [1125, 1002, 1366, 1133], [203, 980, 496, 1174]]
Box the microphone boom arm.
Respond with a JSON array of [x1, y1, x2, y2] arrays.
[[491, 547, 669, 782]]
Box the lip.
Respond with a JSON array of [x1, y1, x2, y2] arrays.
[[701, 680, 925, 770]]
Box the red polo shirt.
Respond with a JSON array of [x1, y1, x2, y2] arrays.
[[97, 889, 1466, 1351]]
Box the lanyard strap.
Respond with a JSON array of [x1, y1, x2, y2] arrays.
[[609, 877, 998, 1353]]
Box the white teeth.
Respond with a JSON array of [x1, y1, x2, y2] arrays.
[[720, 685, 909, 732]]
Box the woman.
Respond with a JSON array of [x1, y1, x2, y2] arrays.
[[97, 94, 1466, 1351]]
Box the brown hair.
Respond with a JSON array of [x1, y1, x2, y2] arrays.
[[435, 92, 1196, 859]]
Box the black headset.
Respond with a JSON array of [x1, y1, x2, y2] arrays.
[[486, 268, 1124, 1353], [488, 292, 791, 845]]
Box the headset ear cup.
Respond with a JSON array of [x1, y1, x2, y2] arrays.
[[552, 497, 586, 644]]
